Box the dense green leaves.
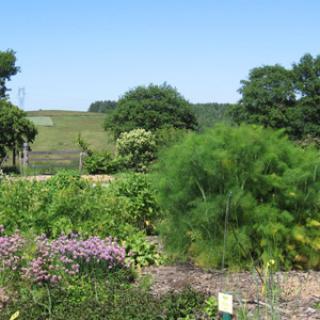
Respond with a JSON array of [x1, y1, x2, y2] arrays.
[[0, 172, 160, 238], [153, 124, 320, 270], [232, 53, 320, 140], [116, 129, 157, 172], [190, 102, 233, 129], [0, 49, 20, 98], [88, 100, 117, 113], [0, 100, 37, 165], [105, 83, 198, 137]]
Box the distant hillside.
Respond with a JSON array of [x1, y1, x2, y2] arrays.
[[27, 110, 114, 152]]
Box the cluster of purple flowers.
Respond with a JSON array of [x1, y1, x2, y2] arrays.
[[0, 225, 25, 271], [22, 234, 127, 284]]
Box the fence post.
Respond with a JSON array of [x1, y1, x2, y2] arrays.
[[22, 142, 29, 168], [79, 151, 87, 174]]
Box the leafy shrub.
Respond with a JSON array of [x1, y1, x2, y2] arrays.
[[124, 232, 162, 268], [109, 173, 160, 233], [116, 128, 157, 172], [84, 151, 120, 174], [154, 126, 188, 150], [153, 124, 320, 270], [0, 171, 159, 238]]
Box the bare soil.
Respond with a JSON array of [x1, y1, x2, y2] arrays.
[[141, 265, 320, 319]]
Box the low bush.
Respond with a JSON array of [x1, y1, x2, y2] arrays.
[[0, 171, 159, 237], [116, 128, 157, 172], [153, 124, 320, 270], [83, 151, 121, 174]]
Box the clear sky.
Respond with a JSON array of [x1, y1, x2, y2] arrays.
[[1, 0, 320, 111]]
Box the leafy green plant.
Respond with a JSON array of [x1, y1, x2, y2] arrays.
[[83, 151, 120, 174], [116, 128, 157, 172], [124, 232, 163, 268], [0, 171, 160, 238], [153, 124, 320, 270]]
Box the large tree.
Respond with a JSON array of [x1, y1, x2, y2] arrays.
[[105, 83, 198, 137], [231, 53, 320, 140], [0, 100, 37, 166], [236, 65, 296, 129], [0, 49, 20, 98]]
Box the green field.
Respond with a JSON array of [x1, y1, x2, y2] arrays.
[[27, 110, 115, 152]]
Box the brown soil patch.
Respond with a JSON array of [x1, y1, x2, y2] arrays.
[[142, 265, 320, 319]]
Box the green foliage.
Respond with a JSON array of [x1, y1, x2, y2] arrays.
[[109, 173, 161, 233], [0, 49, 20, 98], [116, 129, 157, 172], [0, 171, 160, 239], [2, 279, 212, 320], [88, 100, 117, 113], [231, 53, 320, 140], [154, 126, 188, 150], [124, 232, 163, 268], [153, 124, 320, 270], [105, 83, 198, 137], [83, 151, 120, 174], [191, 102, 233, 129], [0, 100, 37, 165]]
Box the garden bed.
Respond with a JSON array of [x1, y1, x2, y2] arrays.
[[142, 265, 320, 319]]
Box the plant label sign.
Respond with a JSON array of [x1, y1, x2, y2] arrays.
[[218, 292, 233, 315]]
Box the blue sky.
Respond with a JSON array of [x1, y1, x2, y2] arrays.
[[1, 0, 320, 111]]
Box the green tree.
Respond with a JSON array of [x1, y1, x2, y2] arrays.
[[105, 83, 198, 137], [88, 100, 117, 113], [231, 54, 320, 140], [292, 53, 320, 137], [0, 100, 37, 166], [235, 65, 296, 128], [0, 49, 20, 98]]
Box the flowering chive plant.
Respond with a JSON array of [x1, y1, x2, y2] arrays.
[[0, 225, 25, 272], [0, 226, 127, 286], [22, 234, 127, 285]]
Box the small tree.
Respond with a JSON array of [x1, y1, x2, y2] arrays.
[[0, 100, 37, 166], [0, 49, 20, 98], [105, 83, 198, 137]]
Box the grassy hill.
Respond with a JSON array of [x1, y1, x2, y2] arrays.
[[27, 110, 114, 152]]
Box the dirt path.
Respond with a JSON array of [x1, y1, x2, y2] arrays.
[[10, 174, 114, 183], [142, 265, 320, 319]]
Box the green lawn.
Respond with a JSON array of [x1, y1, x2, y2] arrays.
[[27, 110, 115, 152]]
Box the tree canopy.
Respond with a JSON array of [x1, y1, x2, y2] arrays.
[[104, 83, 198, 137], [88, 100, 117, 113], [0, 50, 20, 98], [231, 53, 320, 140], [0, 100, 37, 165]]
